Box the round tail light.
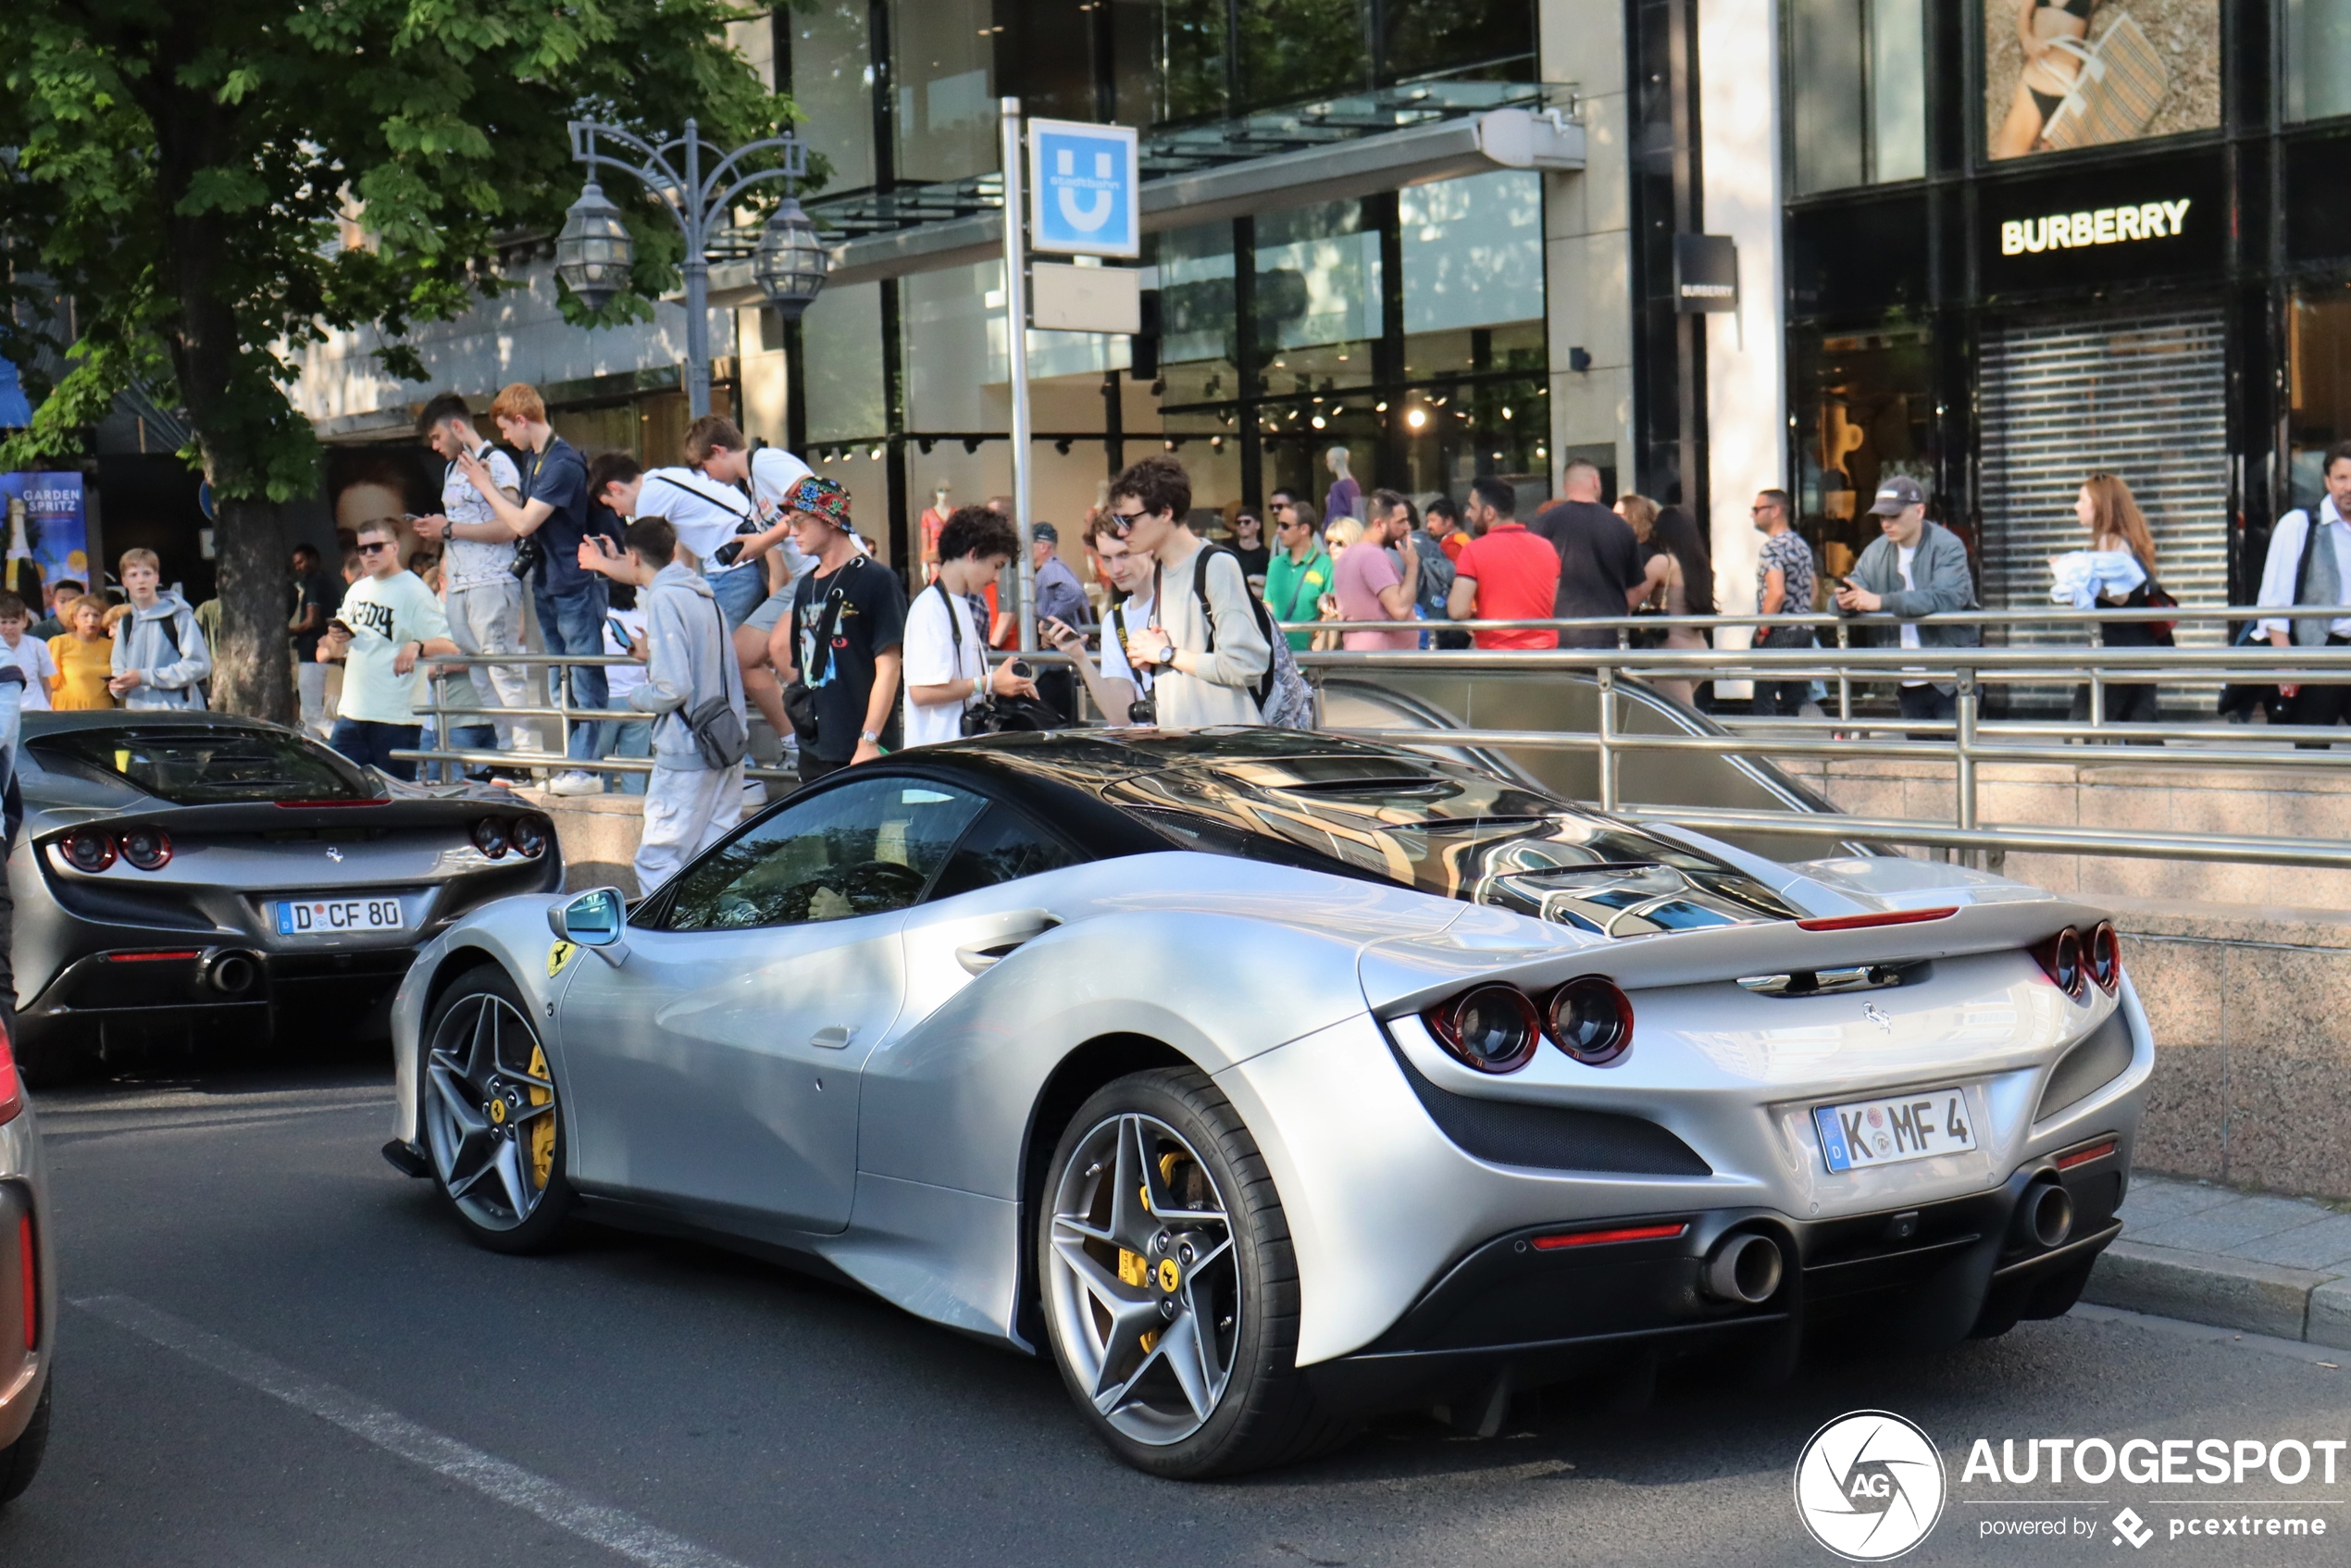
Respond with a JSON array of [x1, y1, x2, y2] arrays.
[[62, 828, 116, 872], [120, 826, 172, 870], [2085, 921, 2121, 993], [1545, 976, 1635, 1065], [1425, 985, 1541, 1074], [2034, 927, 2084, 997], [470, 817, 510, 859], [511, 815, 551, 860]]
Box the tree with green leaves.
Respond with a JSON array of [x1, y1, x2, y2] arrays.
[[0, 1, 789, 718]]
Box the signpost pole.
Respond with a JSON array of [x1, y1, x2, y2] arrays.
[[1001, 97, 1037, 654]]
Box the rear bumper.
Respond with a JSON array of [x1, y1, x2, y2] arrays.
[[1303, 1136, 2125, 1420], [20, 944, 417, 1024]]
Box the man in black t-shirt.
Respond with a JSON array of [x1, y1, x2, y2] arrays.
[[775, 477, 906, 781], [1529, 457, 1648, 649]]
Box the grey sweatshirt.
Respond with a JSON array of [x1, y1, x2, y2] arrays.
[[629, 562, 746, 766], [111, 591, 211, 710]]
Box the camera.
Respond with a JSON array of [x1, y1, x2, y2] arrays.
[[1127, 697, 1156, 726]]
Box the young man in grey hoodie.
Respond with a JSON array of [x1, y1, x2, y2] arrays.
[[582, 516, 748, 893], [108, 548, 212, 710]]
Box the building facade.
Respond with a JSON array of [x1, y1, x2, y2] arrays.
[[279, 2, 2351, 669]]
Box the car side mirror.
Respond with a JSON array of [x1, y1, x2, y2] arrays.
[[549, 888, 628, 958]]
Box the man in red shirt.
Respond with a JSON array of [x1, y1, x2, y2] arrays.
[[1445, 477, 1559, 649]]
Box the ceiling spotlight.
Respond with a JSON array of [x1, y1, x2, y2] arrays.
[[1310, 415, 1325, 429], [1405, 407, 1428, 430]]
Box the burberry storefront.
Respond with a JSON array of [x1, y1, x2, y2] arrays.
[[1779, 0, 2351, 698]]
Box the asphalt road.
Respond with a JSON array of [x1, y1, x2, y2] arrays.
[[4, 1057, 2348, 1568]]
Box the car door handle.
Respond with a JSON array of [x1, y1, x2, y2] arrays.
[[810, 1025, 858, 1051], [955, 916, 1060, 976]]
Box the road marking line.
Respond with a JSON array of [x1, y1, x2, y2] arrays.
[[74, 1294, 755, 1568]]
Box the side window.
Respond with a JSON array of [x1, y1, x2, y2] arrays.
[[665, 777, 986, 931], [925, 805, 1085, 902]]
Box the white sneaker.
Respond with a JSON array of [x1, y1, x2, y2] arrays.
[[547, 770, 604, 797], [741, 778, 769, 810]]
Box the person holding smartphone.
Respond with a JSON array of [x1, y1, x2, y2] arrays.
[[1042, 512, 1159, 725], [1833, 476, 1979, 723]]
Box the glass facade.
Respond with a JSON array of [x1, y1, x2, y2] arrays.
[[1786, 0, 1926, 195], [776, 0, 1543, 564], [2286, 0, 2351, 122]]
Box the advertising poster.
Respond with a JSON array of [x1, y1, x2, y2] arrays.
[[1984, 0, 2220, 161], [0, 469, 88, 606]]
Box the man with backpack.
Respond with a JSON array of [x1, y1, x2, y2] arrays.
[[108, 548, 212, 710], [579, 516, 748, 891], [1114, 454, 1317, 728]]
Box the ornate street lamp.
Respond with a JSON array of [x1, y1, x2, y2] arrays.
[[752, 196, 827, 320], [562, 118, 826, 417], [554, 179, 633, 311]]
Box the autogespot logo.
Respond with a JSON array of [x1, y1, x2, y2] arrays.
[[1795, 1411, 1947, 1561]]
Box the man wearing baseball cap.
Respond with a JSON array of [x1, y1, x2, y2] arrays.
[[769, 477, 907, 779], [1833, 475, 1980, 722]]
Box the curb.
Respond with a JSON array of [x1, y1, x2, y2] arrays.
[[2084, 1239, 2351, 1350]]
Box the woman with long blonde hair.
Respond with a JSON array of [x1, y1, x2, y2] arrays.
[[2065, 470, 2170, 729]]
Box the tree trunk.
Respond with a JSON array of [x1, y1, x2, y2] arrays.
[[212, 495, 292, 724]]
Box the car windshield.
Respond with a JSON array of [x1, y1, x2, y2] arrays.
[[1108, 756, 1796, 936], [30, 726, 380, 804]]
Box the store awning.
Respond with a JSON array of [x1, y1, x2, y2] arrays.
[[708, 97, 1582, 305]]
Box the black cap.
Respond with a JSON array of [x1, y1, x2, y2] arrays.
[[1868, 476, 1925, 516]]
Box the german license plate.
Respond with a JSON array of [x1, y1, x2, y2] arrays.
[[1814, 1087, 1976, 1173], [275, 896, 405, 936]]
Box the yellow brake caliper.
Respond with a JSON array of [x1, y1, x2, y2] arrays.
[[527, 1042, 555, 1190], [1125, 1152, 1192, 1356]]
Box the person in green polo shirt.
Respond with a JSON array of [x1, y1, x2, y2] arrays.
[[1262, 494, 1330, 653]]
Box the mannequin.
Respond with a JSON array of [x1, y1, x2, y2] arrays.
[[919, 484, 952, 582], [1324, 445, 1361, 525]]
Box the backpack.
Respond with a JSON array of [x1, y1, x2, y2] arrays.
[[1411, 534, 1456, 618], [148, 604, 211, 709], [1182, 545, 1315, 729]]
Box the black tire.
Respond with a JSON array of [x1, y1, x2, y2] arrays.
[[420, 965, 576, 1254], [0, 1380, 50, 1505], [1037, 1066, 1351, 1479]]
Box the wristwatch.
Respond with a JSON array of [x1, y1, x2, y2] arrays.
[[859, 728, 882, 744], [1153, 643, 1179, 669]]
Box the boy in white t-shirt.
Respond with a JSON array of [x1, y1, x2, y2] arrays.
[[319, 520, 458, 780], [902, 505, 1037, 747], [0, 592, 56, 712]]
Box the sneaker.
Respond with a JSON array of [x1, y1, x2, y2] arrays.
[[547, 770, 604, 797]]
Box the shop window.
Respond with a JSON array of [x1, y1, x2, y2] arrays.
[[802, 281, 888, 444], [892, 0, 998, 185], [1982, 0, 2219, 162], [790, 3, 877, 192], [1788, 327, 1936, 588], [2290, 286, 2351, 511], [1255, 199, 1379, 393], [1400, 170, 1545, 380], [1379, 0, 1537, 82], [2287, 0, 2351, 123], [1238, 0, 1371, 111], [1787, 0, 1925, 195]]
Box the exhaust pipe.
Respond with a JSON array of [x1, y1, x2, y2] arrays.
[[2015, 1182, 2075, 1251], [1701, 1232, 1784, 1304], [199, 949, 262, 997]]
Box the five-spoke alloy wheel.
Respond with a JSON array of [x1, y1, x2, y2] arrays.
[[423, 966, 572, 1251], [1039, 1068, 1345, 1478]]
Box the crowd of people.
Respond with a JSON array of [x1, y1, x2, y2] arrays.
[[50, 380, 2351, 867]]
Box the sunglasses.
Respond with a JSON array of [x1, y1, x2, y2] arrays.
[[1105, 506, 1148, 538], [357, 540, 397, 555]]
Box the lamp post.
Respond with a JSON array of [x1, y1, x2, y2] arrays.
[[556, 118, 827, 419]]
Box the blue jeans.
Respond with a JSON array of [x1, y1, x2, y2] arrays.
[[710, 564, 766, 628], [533, 577, 611, 765], [330, 718, 422, 782]]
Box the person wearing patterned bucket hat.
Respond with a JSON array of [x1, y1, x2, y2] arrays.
[[769, 477, 907, 781]]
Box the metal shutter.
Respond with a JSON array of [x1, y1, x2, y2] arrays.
[[1978, 308, 2230, 700]]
